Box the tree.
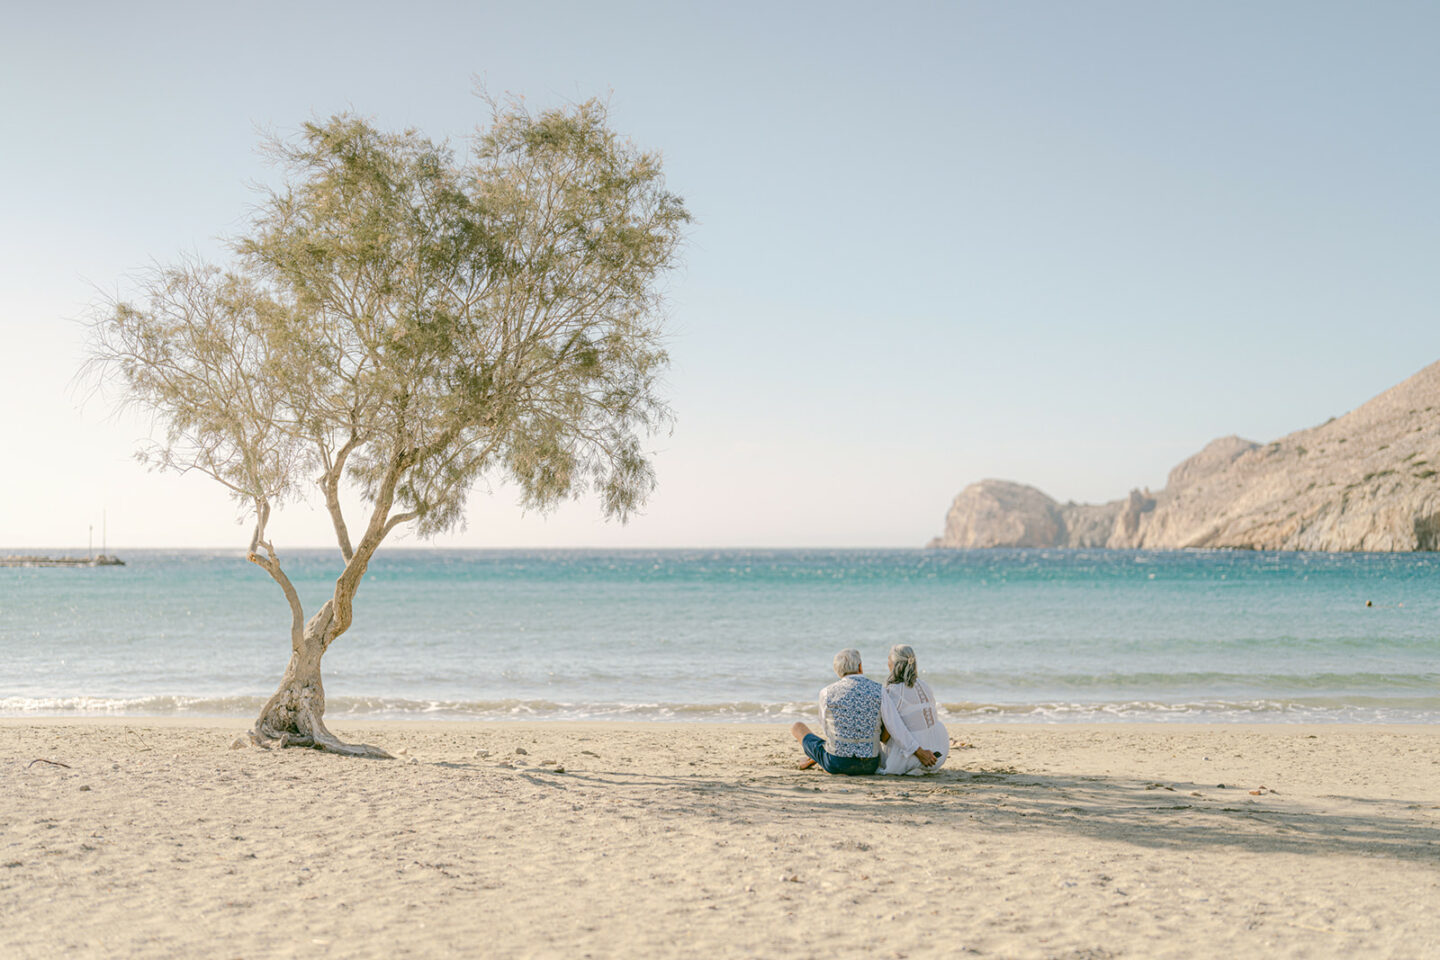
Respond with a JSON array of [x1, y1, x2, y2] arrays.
[[86, 96, 688, 757]]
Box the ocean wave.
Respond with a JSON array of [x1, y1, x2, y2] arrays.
[[938, 698, 1440, 723], [0, 695, 270, 715], [920, 671, 1440, 692], [2, 694, 1438, 724], [0, 694, 817, 722]]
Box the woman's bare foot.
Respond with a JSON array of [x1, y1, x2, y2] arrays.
[[797, 758, 817, 770]]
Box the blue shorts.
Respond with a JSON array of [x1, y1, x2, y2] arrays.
[[802, 734, 880, 776]]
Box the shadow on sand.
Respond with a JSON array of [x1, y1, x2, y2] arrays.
[[549, 763, 1440, 865]]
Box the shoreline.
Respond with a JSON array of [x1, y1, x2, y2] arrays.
[[4, 720, 1437, 958], [4, 707, 1437, 724], [4, 716, 1437, 733]]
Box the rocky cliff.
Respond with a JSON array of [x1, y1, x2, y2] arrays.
[[929, 360, 1440, 552]]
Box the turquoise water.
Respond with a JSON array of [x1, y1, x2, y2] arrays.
[[0, 549, 1436, 722]]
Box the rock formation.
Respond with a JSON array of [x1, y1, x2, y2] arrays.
[[928, 360, 1440, 551]]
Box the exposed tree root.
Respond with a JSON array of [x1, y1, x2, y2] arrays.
[[250, 694, 392, 759], [250, 721, 392, 759]]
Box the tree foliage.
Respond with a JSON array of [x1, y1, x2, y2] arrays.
[[98, 96, 687, 539]]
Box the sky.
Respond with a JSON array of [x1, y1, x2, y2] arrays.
[[2, 1, 1438, 550]]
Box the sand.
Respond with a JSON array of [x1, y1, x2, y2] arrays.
[[2, 719, 1437, 959]]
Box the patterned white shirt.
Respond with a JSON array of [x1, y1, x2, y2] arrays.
[[817, 674, 883, 758]]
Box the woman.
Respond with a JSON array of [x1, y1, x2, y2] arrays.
[[878, 644, 949, 776]]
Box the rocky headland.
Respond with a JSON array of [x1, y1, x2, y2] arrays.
[[929, 360, 1440, 552]]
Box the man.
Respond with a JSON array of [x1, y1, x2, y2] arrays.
[[789, 648, 885, 775]]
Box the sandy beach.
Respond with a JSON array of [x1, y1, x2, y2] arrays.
[[2, 719, 1437, 959]]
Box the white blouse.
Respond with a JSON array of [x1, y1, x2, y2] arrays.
[[878, 679, 949, 776]]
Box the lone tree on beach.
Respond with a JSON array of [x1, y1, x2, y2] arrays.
[[86, 97, 688, 757]]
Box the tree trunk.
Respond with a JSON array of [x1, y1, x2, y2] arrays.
[[245, 461, 407, 760], [250, 618, 391, 759]]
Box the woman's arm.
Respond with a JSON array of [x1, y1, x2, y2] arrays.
[[879, 687, 921, 758]]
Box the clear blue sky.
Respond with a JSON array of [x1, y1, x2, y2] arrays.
[[3, 1, 1437, 549]]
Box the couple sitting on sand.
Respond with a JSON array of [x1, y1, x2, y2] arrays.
[[789, 644, 948, 776]]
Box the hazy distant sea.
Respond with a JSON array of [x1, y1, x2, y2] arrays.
[[1, 549, 1436, 724]]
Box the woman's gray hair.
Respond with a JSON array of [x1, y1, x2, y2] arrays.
[[887, 644, 919, 686], [832, 648, 863, 677]]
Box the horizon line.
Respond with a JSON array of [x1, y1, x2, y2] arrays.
[[0, 543, 931, 552]]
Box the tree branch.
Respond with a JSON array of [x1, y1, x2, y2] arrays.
[[382, 511, 419, 537], [247, 497, 270, 556], [320, 430, 362, 562], [326, 451, 413, 646], [245, 498, 305, 651]]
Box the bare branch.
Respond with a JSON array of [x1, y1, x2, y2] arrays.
[[320, 430, 362, 562], [247, 498, 270, 555], [244, 500, 305, 651], [383, 511, 419, 537]]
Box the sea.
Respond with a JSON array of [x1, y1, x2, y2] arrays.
[[1, 549, 1436, 724]]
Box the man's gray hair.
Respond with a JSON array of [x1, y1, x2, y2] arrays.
[[887, 644, 918, 686], [832, 648, 863, 677]]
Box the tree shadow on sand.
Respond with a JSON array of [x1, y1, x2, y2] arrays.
[[552, 763, 1440, 865]]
